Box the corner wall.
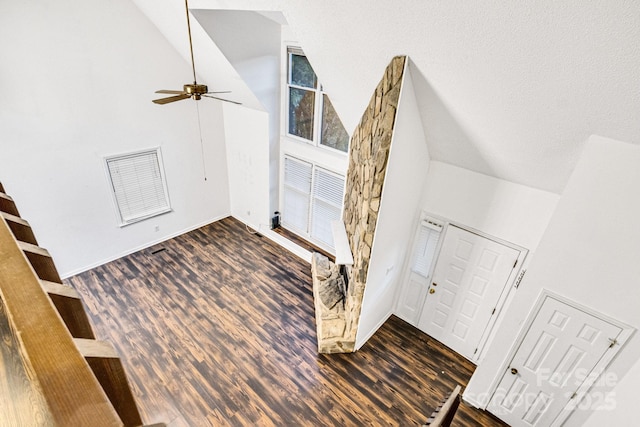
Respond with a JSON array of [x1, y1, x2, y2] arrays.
[[0, 0, 231, 277], [223, 105, 271, 229], [355, 62, 431, 348], [422, 161, 559, 252], [465, 135, 640, 425], [341, 56, 405, 349]]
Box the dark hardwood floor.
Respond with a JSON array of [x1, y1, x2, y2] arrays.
[[272, 225, 334, 260], [65, 217, 507, 427]]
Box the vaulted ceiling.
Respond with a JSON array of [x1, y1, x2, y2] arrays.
[[137, 0, 640, 194]]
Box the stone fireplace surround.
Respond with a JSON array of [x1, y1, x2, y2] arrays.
[[311, 56, 406, 353]]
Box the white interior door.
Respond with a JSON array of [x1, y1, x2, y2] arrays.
[[487, 295, 623, 426], [396, 220, 443, 325], [418, 225, 520, 360]]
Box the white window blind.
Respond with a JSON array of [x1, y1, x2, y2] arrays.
[[106, 149, 171, 225], [411, 220, 443, 278], [310, 167, 345, 247], [283, 156, 312, 233]]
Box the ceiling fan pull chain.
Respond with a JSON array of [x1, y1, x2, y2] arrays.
[[195, 102, 208, 181]]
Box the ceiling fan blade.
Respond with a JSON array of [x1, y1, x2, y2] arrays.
[[155, 89, 186, 94], [201, 94, 242, 105], [152, 94, 191, 105], [205, 91, 231, 94]]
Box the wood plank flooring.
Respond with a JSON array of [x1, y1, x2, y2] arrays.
[[65, 217, 507, 427]]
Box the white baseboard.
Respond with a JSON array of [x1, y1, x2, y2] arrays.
[[461, 392, 486, 410], [60, 214, 229, 279], [355, 311, 393, 350], [223, 217, 311, 263], [257, 227, 312, 263]]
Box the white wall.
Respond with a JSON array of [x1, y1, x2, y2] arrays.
[[278, 1, 640, 194], [223, 104, 271, 229], [0, 0, 231, 277], [583, 357, 640, 426], [356, 63, 431, 348], [132, 0, 263, 111], [193, 10, 282, 215], [465, 135, 640, 425], [422, 161, 559, 252]]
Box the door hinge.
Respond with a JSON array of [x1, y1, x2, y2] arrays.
[[514, 269, 526, 288], [513, 259, 519, 268], [491, 308, 496, 315], [608, 338, 618, 348], [570, 392, 578, 399], [473, 348, 478, 355]]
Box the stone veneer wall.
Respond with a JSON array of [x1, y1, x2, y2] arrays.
[[341, 56, 406, 348]]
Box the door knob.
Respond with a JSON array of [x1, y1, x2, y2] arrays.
[[511, 368, 518, 375], [429, 288, 436, 294]]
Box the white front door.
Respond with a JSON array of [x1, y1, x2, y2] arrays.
[[417, 225, 520, 360], [487, 295, 622, 426], [396, 220, 443, 325]]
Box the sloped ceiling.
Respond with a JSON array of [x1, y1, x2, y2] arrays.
[[148, 0, 640, 194]]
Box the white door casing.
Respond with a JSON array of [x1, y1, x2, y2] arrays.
[[418, 225, 520, 361], [395, 218, 443, 325], [487, 294, 624, 426]]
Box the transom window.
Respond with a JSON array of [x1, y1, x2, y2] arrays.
[[287, 47, 349, 153]]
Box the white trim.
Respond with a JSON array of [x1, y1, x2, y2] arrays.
[[256, 223, 312, 263], [61, 214, 316, 279], [331, 220, 353, 265], [481, 288, 635, 425], [60, 213, 229, 279], [284, 45, 350, 154], [355, 311, 393, 351], [548, 292, 634, 426], [104, 147, 172, 227], [408, 211, 528, 364], [280, 153, 345, 254]]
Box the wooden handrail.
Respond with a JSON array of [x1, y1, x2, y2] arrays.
[[0, 215, 122, 425], [17, 240, 62, 282], [423, 384, 462, 427], [1, 211, 38, 244], [0, 182, 165, 427], [0, 191, 20, 216]]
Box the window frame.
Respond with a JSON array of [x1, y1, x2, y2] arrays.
[[285, 47, 349, 155], [281, 154, 346, 251], [104, 147, 172, 227]]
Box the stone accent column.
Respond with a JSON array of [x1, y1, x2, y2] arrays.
[[341, 56, 406, 348], [310, 56, 405, 353]]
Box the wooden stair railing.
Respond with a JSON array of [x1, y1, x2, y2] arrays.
[[423, 384, 462, 427], [1, 211, 38, 244], [0, 183, 163, 426], [18, 240, 62, 283], [17, 237, 95, 339], [0, 191, 20, 217], [74, 338, 144, 427]]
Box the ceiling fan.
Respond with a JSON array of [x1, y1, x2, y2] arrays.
[[152, 0, 240, 105]]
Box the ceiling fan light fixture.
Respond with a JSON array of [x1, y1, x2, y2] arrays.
[[184, 83, 208, 97]]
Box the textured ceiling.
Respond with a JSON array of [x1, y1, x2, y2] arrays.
[[155, 0, 640, 194]]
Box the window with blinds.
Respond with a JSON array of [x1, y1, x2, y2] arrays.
[[283, 156, 312, 233], [411, 220, 443, 278], [310, 168, 344, 247], [282, 155, 345, 250], [106, 148, 171, 226]]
